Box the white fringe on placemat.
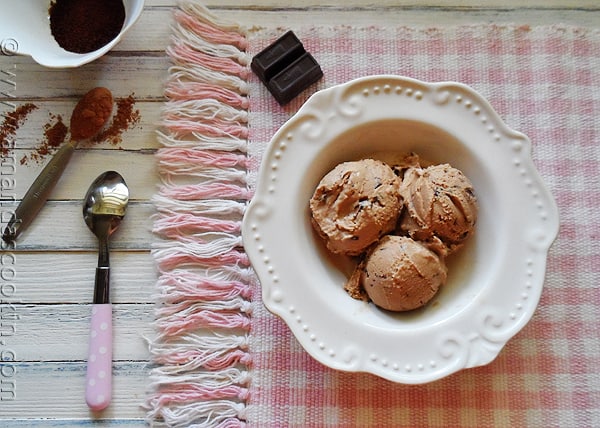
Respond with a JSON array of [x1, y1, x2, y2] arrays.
[[145, 2, 252, 427]]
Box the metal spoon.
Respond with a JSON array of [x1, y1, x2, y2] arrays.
[[82, 170, 129, 411], [2, 87, 113, 243]]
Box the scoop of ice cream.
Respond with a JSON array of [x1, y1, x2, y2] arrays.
[[355, 235, 447, 311], [310, 159, 402, 256], [399, 163, 478, 252]]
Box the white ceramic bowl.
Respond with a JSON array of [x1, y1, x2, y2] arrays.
[[0, 0, 144, 68], [242, 75, 559, 384]]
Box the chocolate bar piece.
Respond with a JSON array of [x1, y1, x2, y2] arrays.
[[251, 30, 323, 105], [267, 52, 323, 105], [251, 31, 305, 83]]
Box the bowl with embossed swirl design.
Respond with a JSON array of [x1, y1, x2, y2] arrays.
[[242, 75, 559, 384]]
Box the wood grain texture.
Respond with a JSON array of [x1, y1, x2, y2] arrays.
[[0, 0, 597, 425], [10, 304, 153, 361], [11, 252, 156, 303], [9, 202, 155, 250], [9, 153, 158, 200], [0, 362, 149, 418]]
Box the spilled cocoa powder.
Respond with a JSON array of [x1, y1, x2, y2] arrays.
[[19, 113, 68, 165], [0, 103, 38, 157], [92, 94, 141, 146], [1, 94, 141, 165]]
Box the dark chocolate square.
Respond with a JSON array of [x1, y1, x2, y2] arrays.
[[267, 52, 323, 105], [251, 31, 305, 83], [251, 30, 324, 105]]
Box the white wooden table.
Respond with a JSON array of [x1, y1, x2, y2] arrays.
[[0, 1, 597, 426]]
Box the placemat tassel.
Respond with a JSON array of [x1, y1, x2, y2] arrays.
[[145, 2, 251, 427]]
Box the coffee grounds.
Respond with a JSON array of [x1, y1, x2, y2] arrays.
[[49, 0, 126, 54], [0, 103, 38, 157]]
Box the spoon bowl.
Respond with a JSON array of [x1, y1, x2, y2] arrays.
[[83, 171, 130, 239], [82, 170, 129, 412]]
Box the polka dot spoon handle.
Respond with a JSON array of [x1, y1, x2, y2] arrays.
[[85, 303, 112, 411], [82, 171, 127, 411]]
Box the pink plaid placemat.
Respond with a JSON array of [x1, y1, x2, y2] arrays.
[[147, 3, 600, 427], [247, 23, 600, 428]]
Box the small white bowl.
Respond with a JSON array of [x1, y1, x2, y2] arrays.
[[0, 0, 144, 68], [242, 75, 559, 384]]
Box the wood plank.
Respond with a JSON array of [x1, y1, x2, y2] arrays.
[[4, 201, 156, 250], [1, 56, 170, 99], [2, 420, 146, 428], [4, 303, 153, 361], [146, 0, 600, 8], [6, 252, 157, 304], [111, 8, 173, 53], [4, 150, 158, 201], [0, 362, 148, 419], [223, 8, 600, 27]]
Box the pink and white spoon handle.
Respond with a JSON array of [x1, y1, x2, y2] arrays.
[[85, 303, 112, 411]]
